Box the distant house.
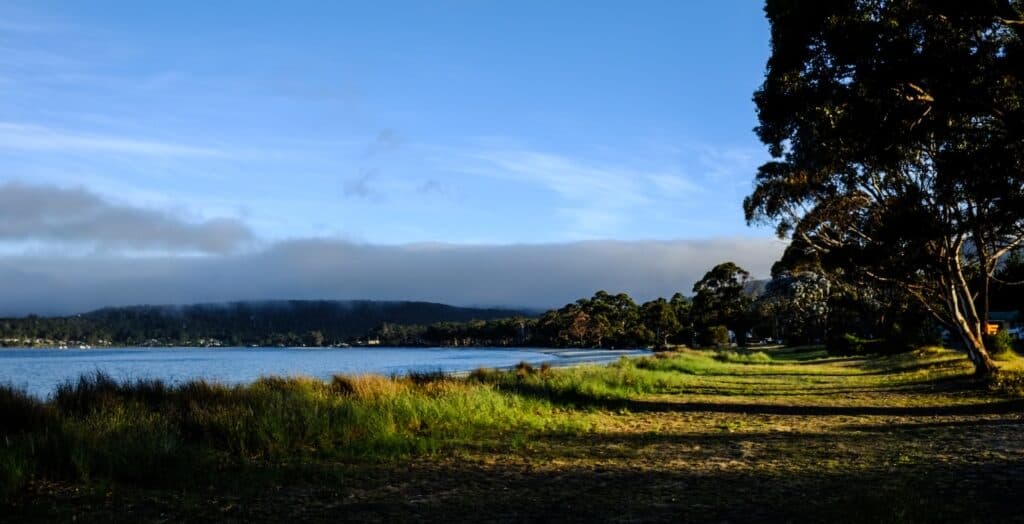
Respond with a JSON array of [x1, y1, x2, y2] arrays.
[[937, 311, 1023, 344], [988, 311, 1023, 339]]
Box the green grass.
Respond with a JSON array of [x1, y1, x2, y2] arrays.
[[4, 345, 1024, 521], [0, 371, 589, 497]]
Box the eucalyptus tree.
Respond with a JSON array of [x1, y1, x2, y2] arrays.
[[758, 270, 830, 344], [692, 262, 754, 346], [670, 292, 695, 344], [745, 0, 1024, 374], [641, 298, 682, 347]]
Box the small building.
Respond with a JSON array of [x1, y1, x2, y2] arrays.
[[988, 311, 1023, 339]]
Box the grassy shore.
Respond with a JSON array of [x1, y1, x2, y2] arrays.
[[3, 346, 1024, 523]]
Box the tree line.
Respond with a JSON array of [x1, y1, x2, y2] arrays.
[[0, 301, 526, 348], [5, 253, 1020, 351], [373, 254, 1024, 352]]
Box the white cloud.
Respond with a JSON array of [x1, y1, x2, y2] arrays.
[[449, 147, 708, 237], [469, 149, 651, 206], [0, 122, 227, 157], [0, 237, 787, 316], [693, 144, 763, 183]]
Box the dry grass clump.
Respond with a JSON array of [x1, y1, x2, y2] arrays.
[[331, 374, 410, 400]]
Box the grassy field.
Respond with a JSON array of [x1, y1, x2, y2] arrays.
[[3, 346, 1024, 523]]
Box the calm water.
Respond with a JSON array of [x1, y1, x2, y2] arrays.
[[0, 347, 649, 398]]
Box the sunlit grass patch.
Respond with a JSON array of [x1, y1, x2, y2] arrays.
[[713, 350, 773, 364], [987, 351, 1024, 396], [0, 370, 595, 497]]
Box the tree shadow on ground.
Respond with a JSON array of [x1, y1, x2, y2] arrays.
[[606, 397, 1024, 417], [838, 417, 1024, 432], [499, 381, 1024, 417], [11, 457, 1024, 523], [530, 418, 1024, 454], [702, 373, 984, 396]]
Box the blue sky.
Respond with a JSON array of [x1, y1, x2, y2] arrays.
[[0, 1, 786, 313], [0, 0, 771, 244]]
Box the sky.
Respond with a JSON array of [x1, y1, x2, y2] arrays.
[[0, 1, 786, 315]]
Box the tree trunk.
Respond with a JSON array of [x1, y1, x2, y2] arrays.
[[949, 301, 998, 376], [960, 329, 999, 376], [943, 247, 999, 377]]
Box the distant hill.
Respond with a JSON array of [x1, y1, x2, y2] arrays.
[[0, 300, 532, 347]]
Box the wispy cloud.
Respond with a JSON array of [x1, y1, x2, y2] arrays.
[[470, 149, 651, 205], [362, 129, 401, 158], [342, 168, 380, 199], [648, 173, 701, 195], [0, 9, 65, 35], [0, 122, 227, 157], [0, 20, 54, 34], [417, 179, 443, 194], [689, 143, 763, 184], [0, 44, 82, 70], [449, 147, 702, 237]]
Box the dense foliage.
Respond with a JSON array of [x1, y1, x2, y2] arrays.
[[745, 0, 1024, 374], [691, 262, 755, 346], [370, 291, 695, 349], [0, 301, 528, 347]]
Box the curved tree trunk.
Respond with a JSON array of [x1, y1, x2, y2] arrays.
[[955, 324, 999, 377], [946, 278, 999, 376], [939, 243, 1001, 377]]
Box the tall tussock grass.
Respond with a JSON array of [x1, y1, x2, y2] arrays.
[[0, 370, 581, 498]]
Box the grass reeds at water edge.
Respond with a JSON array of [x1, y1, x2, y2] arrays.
[[2, 347, 1022, 502], [0, 370, 586, 497]]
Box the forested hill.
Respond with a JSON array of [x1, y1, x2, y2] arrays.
[[0, 300, 533, 347]]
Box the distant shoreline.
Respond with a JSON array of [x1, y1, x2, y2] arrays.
[[0, 344, 654, 352], [0, 346, 654, 399]]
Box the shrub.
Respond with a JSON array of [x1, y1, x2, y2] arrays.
[[467, 367, 496, 382], [0, 444, 31, 499], [0, 385, 50, 435], [829, 333, 865, 355], [514, 361, 535, 378], [406, 370, 449, 385], [700, 325, 730, 347], [984, 330, 1014, 357], [828, 333, 912, 356]]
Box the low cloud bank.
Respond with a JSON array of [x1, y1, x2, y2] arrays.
[[0, 238, 786, 316], [0, 183, 253, 254]]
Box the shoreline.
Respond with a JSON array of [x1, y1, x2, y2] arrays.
[[0, 346, 654, 399]]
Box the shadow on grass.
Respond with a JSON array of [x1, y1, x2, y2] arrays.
[[624, 397, 1024, 417], [720, 359, 967, 378], [839, 417, 1024, 432], [9, 456, 1024, 523], [656, 383, 974, 398], [497, 380, 1024, 417]]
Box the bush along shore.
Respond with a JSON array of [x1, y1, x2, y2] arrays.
[[3, 346, 1024, 522]]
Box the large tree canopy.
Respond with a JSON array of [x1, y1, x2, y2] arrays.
[[745, 0, 1024, 374], [692, 262, 754, 346]]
